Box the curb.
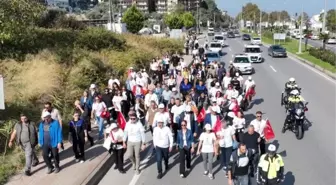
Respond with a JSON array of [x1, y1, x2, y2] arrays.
[[262, 42, 336, 80], [80, 152, 115, 185]]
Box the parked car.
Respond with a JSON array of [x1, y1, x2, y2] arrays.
[[242, 34, 251, 40], [327, 37, 336, 44], [268, 45, 287, 58], [310, 34, 319, 40]]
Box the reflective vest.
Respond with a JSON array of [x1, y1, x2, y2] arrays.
[[258, 154, 284, 180]]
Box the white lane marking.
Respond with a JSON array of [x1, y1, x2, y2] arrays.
[[128, 145, 154, 185], [229, 48, 232, 51], [269, 65, 277, 72], [287, 55, 336, 85], [232, 54, 234, 58]]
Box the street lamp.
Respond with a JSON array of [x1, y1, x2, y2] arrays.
[[298, 5, 303, 54], [322, 0, 327, 33]]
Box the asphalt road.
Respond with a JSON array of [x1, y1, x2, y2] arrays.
[[307, 39, 336, 53], [99, 35, 336, 185]]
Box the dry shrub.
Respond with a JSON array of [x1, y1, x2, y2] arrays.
[[0, 50, 62, 104]]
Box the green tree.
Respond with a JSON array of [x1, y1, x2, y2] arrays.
[[319, 33, 329, 49], [320, 9, 336, 32], [122, 5, 146, 34], [181, 12, 196, 28], [280, 10, 290, 22], [164, 13, 184, 29], [297, 12, 309, 28], [0, 0, 44, 43]]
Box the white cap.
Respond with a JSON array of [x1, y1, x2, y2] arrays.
[[215, 82, 220, 86], [289, 77, 295, 82], [230, 61, 233, 64], [235, 72, 239, 77], [268, 144, 276, 152], [90, 84, 96, 89], [158, 103, 165, 109], [42, 111, 51, 118], [248, 76, 252, 80], [185, 106, 191, 112], [172, 87, 177, 91], [129, 66, 134, 69], [204, 123, 212, 131], [110, 123, 118, 130]]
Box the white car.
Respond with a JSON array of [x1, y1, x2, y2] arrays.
[[208, 42, 223, 54], [251, 37, 262, 45], [327, 37, 336, 44], [310, 35, 319, 40], [295, 34, 305, 39], [214, 35, 225, 47], [244, 44, 263, 63], [232, 54, 254, 75]]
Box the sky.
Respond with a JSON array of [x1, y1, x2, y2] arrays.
[[216, 0, 336, 17]]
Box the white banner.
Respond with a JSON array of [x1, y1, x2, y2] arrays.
[[273, 33, 286, 40], [0, 76, 4, 110]]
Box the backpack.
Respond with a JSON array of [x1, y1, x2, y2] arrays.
[[230, 149, 253, 176]]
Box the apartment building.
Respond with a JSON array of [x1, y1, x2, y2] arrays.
[[156, 0, 167, 14], [178, 0, 197, 11]]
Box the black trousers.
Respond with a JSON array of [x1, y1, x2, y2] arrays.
[[260, 138, 266, 155], [172, 123, 179, 143], [42, 145, 60, 169], [179, 147, 191, 174], [114, 149, 124, 171], [156, 147, 169, 173], [73, 138, 85, 160]]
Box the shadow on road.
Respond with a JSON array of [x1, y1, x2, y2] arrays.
[[283, 171, 295, 185]]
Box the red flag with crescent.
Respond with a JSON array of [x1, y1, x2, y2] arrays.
[[264, 119, 275, 141]]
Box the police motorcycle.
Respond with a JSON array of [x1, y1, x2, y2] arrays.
[[281, 84, 301, 109], [282, 95, 308, 140]]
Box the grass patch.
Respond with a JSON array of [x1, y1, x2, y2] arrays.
[[244, 31, 336, 73]]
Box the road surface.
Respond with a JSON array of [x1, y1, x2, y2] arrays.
[[99, 35, 336, 185], [308, 39, 336, 53]]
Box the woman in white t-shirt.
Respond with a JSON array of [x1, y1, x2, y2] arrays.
[[232, 111, 246, 142], [92, 96, 107, 139], [167, 75, 176, 90], [105, 123, 125, 173], [197, 124, 217, 180], [216, 120, 236, 174], [112, 90, 123, 112]]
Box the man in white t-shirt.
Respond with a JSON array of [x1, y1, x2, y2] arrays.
[[244, 76, 255, 92], [170, 98, 185, 142], [216, 120, 236, 173], [249, 111, 267, 155]]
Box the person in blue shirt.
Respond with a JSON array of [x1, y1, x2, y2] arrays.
[[38, 111, 63, 174], [180, 78, 192, 100]]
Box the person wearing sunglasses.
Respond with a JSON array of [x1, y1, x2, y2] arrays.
[[250, 111, 267, 155], [153, 118, 173, 179], [123, 111, 146, 175], [176, 120, 195, 178]]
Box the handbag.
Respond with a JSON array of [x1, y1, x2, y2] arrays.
[[100, 110, 110, 119]]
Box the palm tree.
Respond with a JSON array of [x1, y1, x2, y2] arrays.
[[319, 33, 329, 50]]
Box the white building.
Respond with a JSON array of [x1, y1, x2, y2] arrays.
[[310, 10, 323, 31]]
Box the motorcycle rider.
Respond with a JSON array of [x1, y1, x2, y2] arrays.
[[230, 76, 241, 93], [235, 72, 244, 86], [287, 89, 304, 105]]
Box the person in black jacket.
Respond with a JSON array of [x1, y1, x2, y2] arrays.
[[69, 112, 88, 163], [102, 88, 113, 126], [75, 101, 94, 146]]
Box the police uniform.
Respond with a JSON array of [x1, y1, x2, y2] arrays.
[[257, 144, 284, 185]]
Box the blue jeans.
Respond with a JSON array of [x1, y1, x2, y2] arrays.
[[155, 147, 169, 173], [220, 146, 232, 171], [233, 174, 249, 185], [96, 116, 104, 138]]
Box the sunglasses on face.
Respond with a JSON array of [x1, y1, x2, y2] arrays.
[[181, 124, 186, 126], [256, 115, 262, 118], [130, 117, 136, 120]]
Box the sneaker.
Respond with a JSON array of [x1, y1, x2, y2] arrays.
[[157, 173, 163, 179], [203, 171, 208, 176], [135, 170, 141, 175], [54, 168, 60, 173], [119, 170, 126, 174], [208, 174, 214, 180], [24, 170, 31, 176], [132, 164, 136, 170], [46, 167, 54, 174], [80, 160, 85, 164], [180, 174, 185, 178]]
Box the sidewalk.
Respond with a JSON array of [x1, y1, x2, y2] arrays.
[[6, 125, 112, 185]]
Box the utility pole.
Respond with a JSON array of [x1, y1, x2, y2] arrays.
[[108, 0, 114, 31], [197, 0, 200, 34], [259, 10, 262, 36], [322, 0, 327, 33], [253, 12, 256, 33], [298, 5, 303, 54], [213, 12, 215, 26]]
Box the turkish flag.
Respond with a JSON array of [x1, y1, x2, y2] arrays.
[[197, 107, 206, 123], [213, 116, 222, 134], [264, 119, 275, 141], [117, 112, 127, 130]]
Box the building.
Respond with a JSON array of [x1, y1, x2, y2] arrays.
[[178, 0, 197, 11], [117, 0, 133, 9], [156, 0, 167, 14], [310, 10, 323, 32]]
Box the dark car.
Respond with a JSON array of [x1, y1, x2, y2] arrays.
[[227, 31, 235, 38], [268, 45, 287, 58], [242, 34, 251, 40]]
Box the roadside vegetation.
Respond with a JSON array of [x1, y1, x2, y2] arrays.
[[0, 1, 183, 184]]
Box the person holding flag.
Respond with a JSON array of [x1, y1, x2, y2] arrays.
[[250, 111, 267, 155]]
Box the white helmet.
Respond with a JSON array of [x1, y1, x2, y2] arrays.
[[248, 76, 252, 80], [235, 72, 239, 77], [289, 77, 295, 82], [290, 89, 299, 96]]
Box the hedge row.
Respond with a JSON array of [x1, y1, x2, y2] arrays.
[[0, 27, 126, 61], [308, 47, 336, 66]]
